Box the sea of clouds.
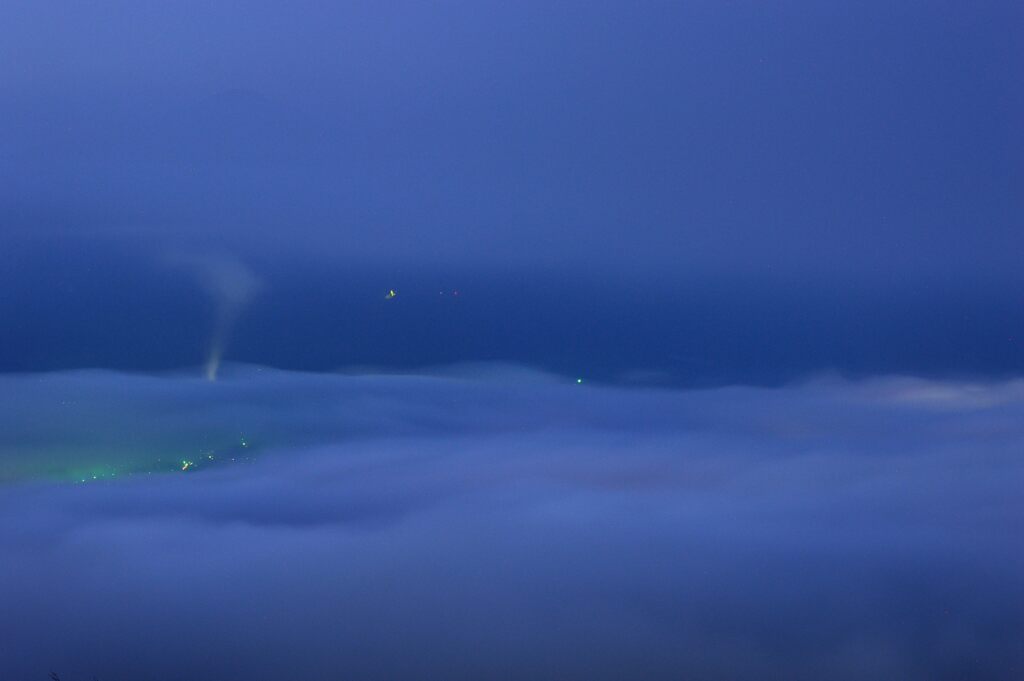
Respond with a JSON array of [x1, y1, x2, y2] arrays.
[[0, 366, 1021, 680]]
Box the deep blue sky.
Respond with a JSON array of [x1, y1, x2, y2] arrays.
[[1, 0, 1021, 380], [2, 6, 1024, 680]]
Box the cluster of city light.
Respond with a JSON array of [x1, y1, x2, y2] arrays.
[[71, 435, 252, 484]]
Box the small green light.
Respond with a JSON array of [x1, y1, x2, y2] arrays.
[[576, 378, 583, 384]]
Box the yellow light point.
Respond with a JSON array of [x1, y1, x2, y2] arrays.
[[182, 460, 194, 471], [385, 289, 397, 300]]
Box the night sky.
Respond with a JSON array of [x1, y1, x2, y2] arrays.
[[1, 2, 1022, 679]]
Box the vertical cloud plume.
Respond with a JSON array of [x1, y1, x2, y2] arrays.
[[169, 254, 263, 380]]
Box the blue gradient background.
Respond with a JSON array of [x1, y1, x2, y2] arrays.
[[1, 2, 1022, 679]]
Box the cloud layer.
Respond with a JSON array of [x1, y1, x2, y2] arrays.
[[1, 367, 1022, 679]]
